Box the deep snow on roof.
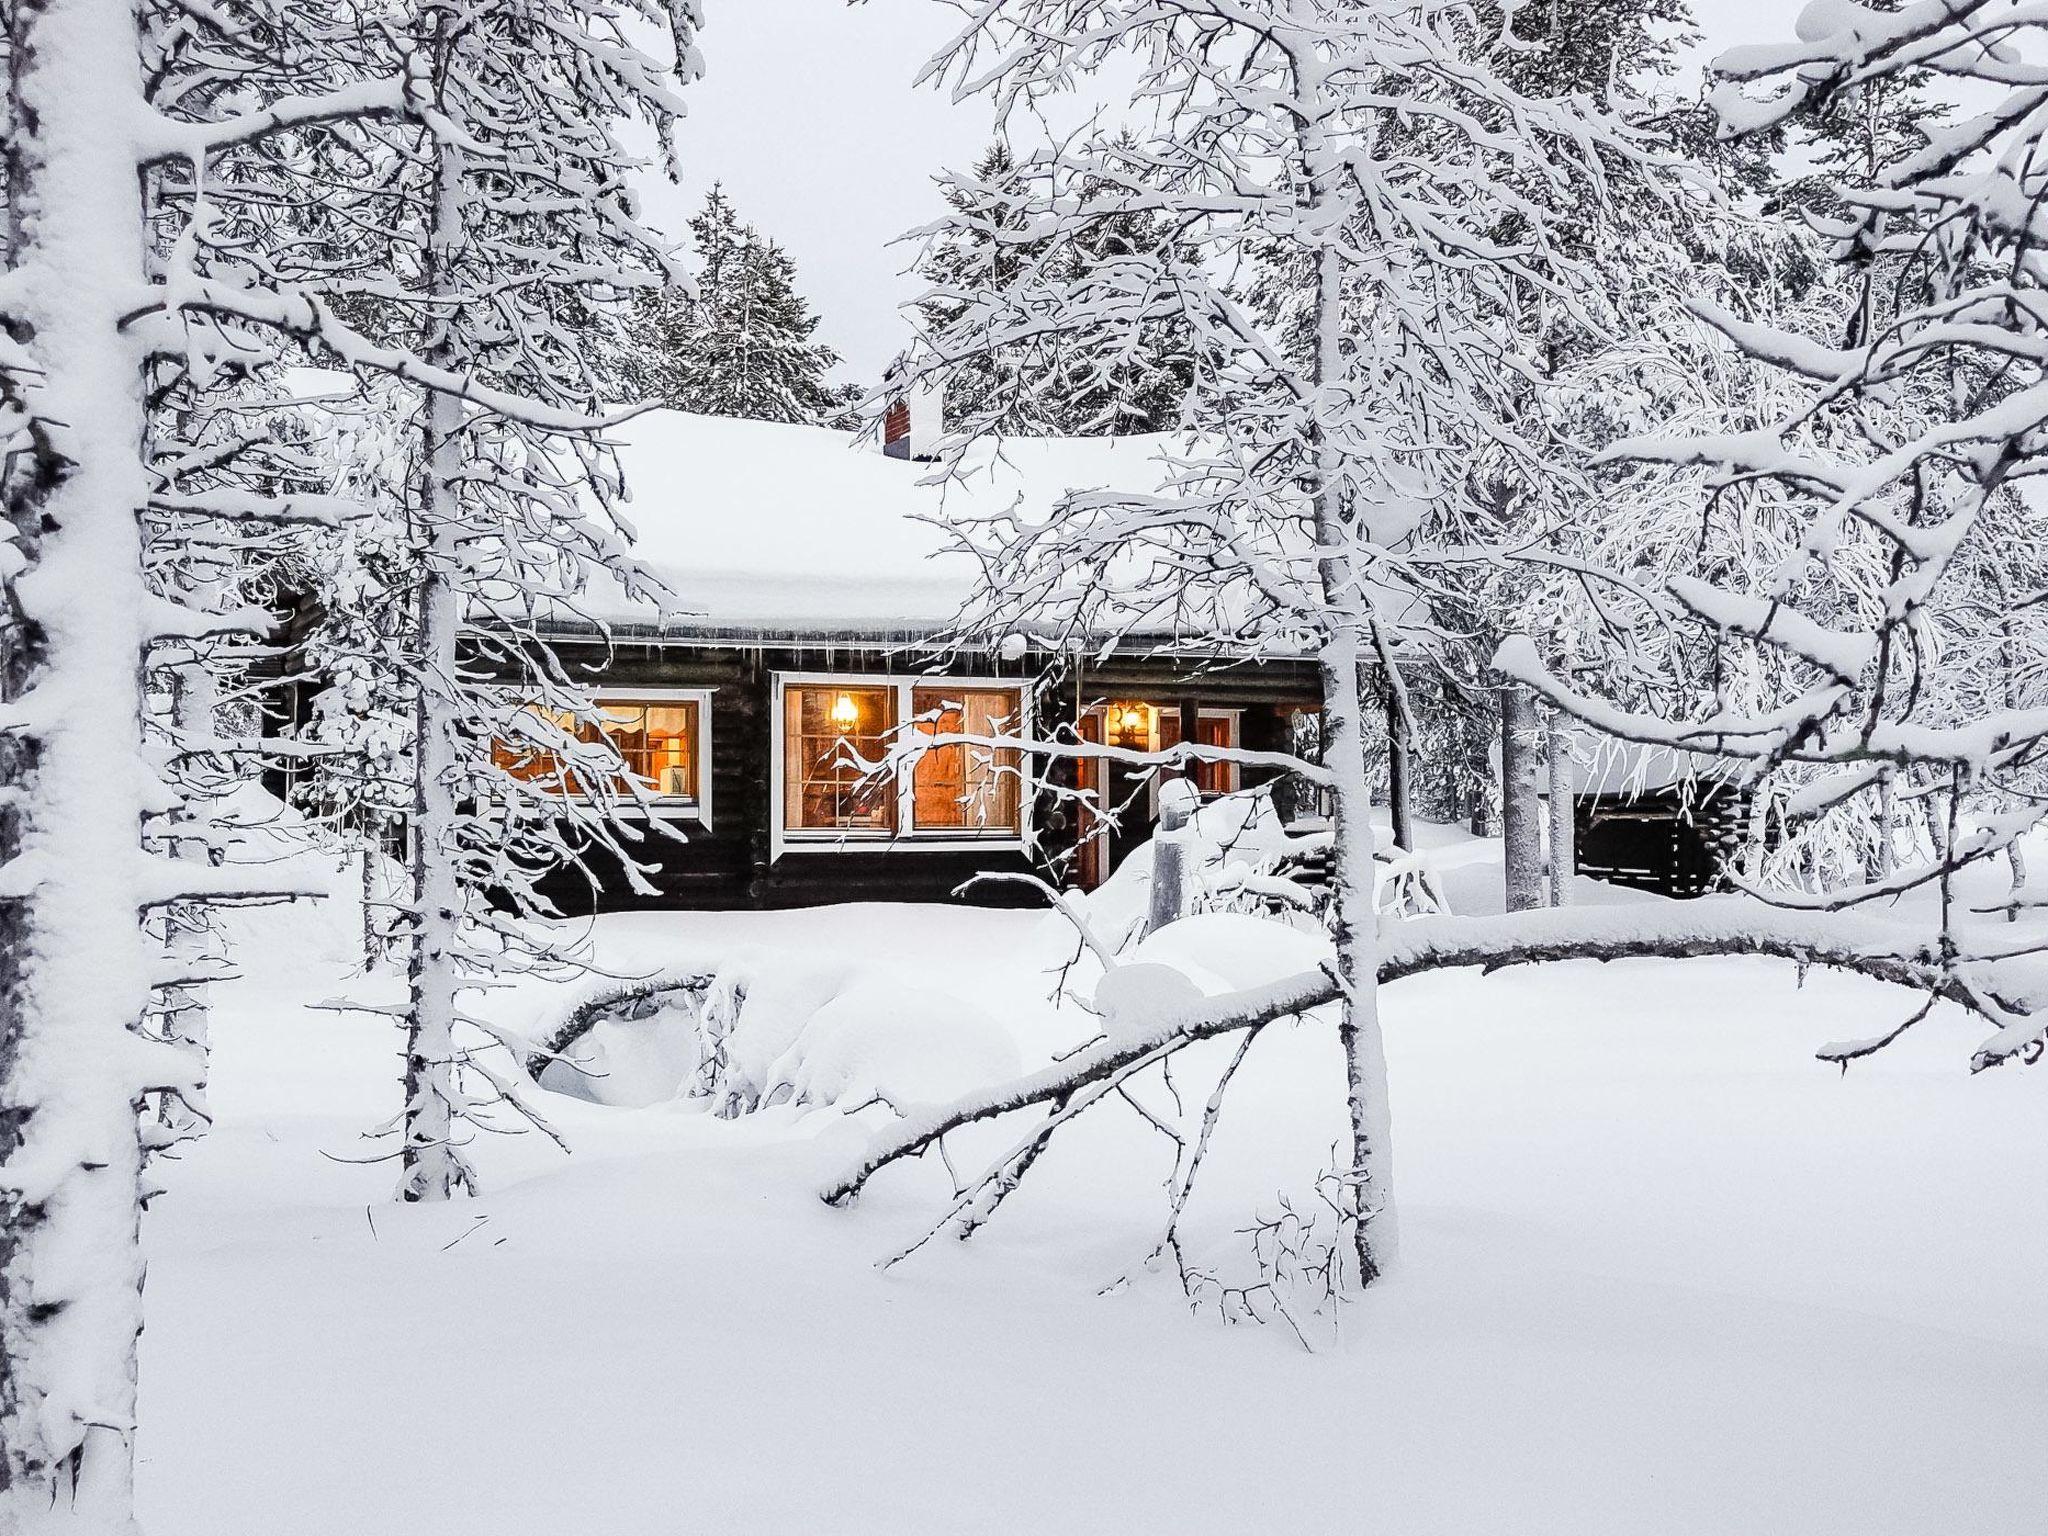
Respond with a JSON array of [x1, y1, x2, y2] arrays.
[[591, 411, 1175, 639]]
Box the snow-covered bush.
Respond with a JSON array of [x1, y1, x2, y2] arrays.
[[1073, 788, 1443, 951], [533, 954, 1022, 1119]]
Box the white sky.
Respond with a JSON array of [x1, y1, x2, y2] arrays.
[[645, 0, 1802, 386]]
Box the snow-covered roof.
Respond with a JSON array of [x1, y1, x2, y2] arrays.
[[581, 411, 1178, 644]]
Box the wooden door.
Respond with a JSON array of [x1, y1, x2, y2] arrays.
[[1076, 710, 1106, 890]]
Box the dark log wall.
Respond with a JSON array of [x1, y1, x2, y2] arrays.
[[531, 635, 1321, 914], [1572, 785, 1748, 899]]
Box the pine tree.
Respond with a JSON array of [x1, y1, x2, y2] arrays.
[[615, 184, 852, 425], [916, 140, 1194, 436]]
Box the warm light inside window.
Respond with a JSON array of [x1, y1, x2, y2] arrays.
[[781, 680, 1027, 838], [1194, 711, 1240, 796], [911, 688, 1022, 833], [785, 684, 896, 833], [495, 699, 701, 802], [1110, 701, 1153, 745], [596, 701, 700, 800]]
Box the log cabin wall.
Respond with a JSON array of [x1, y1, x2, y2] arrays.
[[1571, 784, 1749, 899], [528, 633, 1321, 914]]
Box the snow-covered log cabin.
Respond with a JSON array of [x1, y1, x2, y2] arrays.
[[519, 410, 1325, 912]]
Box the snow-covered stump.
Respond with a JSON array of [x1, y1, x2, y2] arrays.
[[1144, 780, 1200, 937], [1500, 684, 1545, 912]]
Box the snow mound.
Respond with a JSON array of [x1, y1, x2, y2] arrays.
[[1092, 961, 1209, 1039], [542, 997, 703, 1109], [1127, 911, 1333, 993], [533, 951, 1022, 1118], [762, 975, 1021, 1111], [1075, 790, 1327, 951]]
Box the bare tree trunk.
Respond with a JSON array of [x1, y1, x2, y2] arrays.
[[1385, 675, 1414, 852], [400, 134, 474, 1204], [1870, 766, 1897, 880], [148, 656, 218, 1145], [1307, 231, 1394, 1284], [1463, 693, 1497, 837], [1500, 684, 1544, 912], [0, 0, 154, 1518], [1546, 709, 1574, 907], [362, 836, 381, 968]]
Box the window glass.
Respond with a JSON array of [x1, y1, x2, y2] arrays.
[[494, 700, 700, 802], [910, 687, 1022, 832], [598, 701, 699, 800], [1194, 712, 1239, 796], [785, 685, 896, 833]]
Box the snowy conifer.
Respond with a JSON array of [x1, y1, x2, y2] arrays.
[[915, 141, 1194, 435], [614, 184, 854, 424]]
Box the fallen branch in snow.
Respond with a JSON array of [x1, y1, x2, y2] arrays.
[[822, 899, 2045, 1216], [518, 967, 718, 1080]]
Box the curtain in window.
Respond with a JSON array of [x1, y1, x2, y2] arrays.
[[912, 687, 1021, 832], [785, 685, 896, 832]]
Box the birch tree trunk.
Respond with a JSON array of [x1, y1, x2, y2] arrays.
[[1546, 709, 1574, 907], [1500, 683, 1545, 912], [1, 0, 155, 1520], [399, 131, 473, 1203], [1306, 217, 1394, 1284]]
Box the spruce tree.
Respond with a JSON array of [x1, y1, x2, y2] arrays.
[[917, 141, 1194, 436], [616, 184, 853, 425]]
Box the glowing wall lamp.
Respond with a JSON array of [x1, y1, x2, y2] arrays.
[[1110, 702, 1151, 746], [831, 691, 861, 731]]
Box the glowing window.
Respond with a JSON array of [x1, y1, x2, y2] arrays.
[[911, 687, 1022, 833], [495, 697, 706, 807], [784, 684, 897, 833]]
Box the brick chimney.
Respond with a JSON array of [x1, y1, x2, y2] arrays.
[[881, 359, 943, 462]]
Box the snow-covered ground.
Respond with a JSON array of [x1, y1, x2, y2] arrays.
[[134, 849, 2046, 1535]]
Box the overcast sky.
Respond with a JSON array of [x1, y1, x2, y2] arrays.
[[646, 1, 1802, 386]]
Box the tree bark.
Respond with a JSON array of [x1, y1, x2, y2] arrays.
[[1500, 684, 1544, 912], [0, 0, 155, 1519], [1306, 220, 1394, 1284], [400, 124, 474, 1203], [1385, 675, 1414, 852], [1546, 708, 1574, 907]]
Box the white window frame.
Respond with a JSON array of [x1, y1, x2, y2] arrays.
[[590, 686, 714, 827], [771, 671, 1033, 859]]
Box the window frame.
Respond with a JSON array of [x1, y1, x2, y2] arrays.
[[588, 686, 715, 826], [1192, 707, 1244, 797], [771, 671, 1032, 858]]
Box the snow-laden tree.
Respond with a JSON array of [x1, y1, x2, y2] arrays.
[[913, 139, 1195, 435], [325, 0, 702, 1202], [612, 183, 857, 425], [856, 0, 1648, 1288], [827, 0, 2048, 1303], [0, 0, 699, 1520], [1500, 0, 2048, 1072]]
